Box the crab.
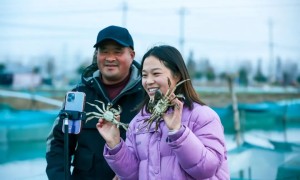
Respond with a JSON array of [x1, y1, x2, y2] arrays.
[[140, 78, 190, 131], [86, 100, 128, 130]]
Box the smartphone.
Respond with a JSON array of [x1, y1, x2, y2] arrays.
[[62, 91, 86, 134]]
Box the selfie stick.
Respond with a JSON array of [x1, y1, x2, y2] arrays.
[[59, 110, 85, 180], [59, 111, 70, 180]]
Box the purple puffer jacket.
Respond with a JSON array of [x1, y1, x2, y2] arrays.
[[104, 103, 229, 180]]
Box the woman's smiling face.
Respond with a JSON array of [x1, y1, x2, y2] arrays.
[[142, 56, 180, 99]]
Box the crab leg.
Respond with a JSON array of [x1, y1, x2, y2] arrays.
[[86, 102, 105, 114], [86, 112, 103, 117], [170, 79, 190, 95], [155, 119, 160, 131], [86, 115, 103, 122], [164, 78, 190, 99], [106, 103, 113, 111], [119, 122, 129, 131], [110, 105, 122, 115], [95, 100, 107, 112], [164, 78, 172, 97], [110, 119, 128, 131]]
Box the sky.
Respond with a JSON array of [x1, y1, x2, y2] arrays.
[[0, 0, 300, 75]]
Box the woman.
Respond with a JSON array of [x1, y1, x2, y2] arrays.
[[96, 45, 229, 179]]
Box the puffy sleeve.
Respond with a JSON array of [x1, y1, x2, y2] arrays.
[[167, 105, 227, 179], [103, 118, 140, 180]]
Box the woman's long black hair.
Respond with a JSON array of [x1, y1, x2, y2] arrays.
[[139, 45, 205, 114]]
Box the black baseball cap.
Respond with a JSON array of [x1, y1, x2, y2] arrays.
[[93, 25, 134, 49]]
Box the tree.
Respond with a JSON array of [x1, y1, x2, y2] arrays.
[[219, 72, 228, 81], [32, 66, 40, 74], [0, 63, 5, 73], [238, 67, 248, 87], [46, 57, 55, 77], [76, 60, 90, 75], [206, 67, 216, 81], [254, 71, 267, 83], [297, 75, 300, 84], [186, 50, 196, 79], [194, 71, 203, 79], [254, 59, 267, 83]]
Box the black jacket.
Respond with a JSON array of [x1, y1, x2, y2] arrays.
[[46, 61, 145, 180]]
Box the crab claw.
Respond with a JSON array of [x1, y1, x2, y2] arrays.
[[176, 94, 185, 101], [154, 90, 163, 100], [167, 77, 171, 87]]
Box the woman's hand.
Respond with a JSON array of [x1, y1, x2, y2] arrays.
[[163, 94, 183, 131], [96, 116, 121, 149]]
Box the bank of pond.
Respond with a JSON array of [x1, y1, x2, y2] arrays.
[[1, 99, 300, 179]]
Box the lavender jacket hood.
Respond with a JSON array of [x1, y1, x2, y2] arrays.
[[103, 103, 229, 180]]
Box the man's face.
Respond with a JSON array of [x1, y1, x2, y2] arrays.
[[97, 40, 135, 85]]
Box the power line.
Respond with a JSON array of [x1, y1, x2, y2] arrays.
[[0, 21, 94, 31], [1, 2, 298, 17], [186, 3, 300, 10], [0, 8, 120, 17]]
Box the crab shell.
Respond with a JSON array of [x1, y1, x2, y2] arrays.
[[103, 111, 115, 122]]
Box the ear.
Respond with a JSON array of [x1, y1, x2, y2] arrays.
[[130, 49, 135, 59], [174, 73, 181, 83]]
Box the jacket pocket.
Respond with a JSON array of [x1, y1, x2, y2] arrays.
[[72, 148, 94, 171], [132, 126, 157, 161]]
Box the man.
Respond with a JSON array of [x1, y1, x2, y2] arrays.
[[46, 25, 145, 180]]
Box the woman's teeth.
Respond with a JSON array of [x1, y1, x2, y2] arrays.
[[148, 88, 158, 92]]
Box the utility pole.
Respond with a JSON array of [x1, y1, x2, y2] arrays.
[[227, 74, 242, 146], [268, 19, 274, 83], [179, 7, 186, 58], [122, 1, 128, 27]]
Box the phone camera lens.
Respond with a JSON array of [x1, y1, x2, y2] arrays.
[[67, 93, 75, 102]]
